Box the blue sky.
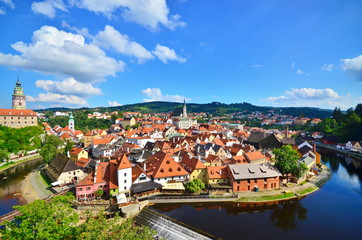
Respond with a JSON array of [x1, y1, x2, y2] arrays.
[[0, 0, 361, 110]]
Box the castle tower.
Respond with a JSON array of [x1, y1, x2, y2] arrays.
[[182, 98, 187, 118], [69, 112, 75, 131], [12, 79, 26, 109]]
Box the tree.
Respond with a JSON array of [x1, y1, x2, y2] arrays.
[[64, 140, 74, 155], [0, 149, 9, 162], [292, 163, 308, 179], [40, 135, 62, 163], [185, 179, 205, 193], [273, 145, 300, 182], [1, 195, 78, 240], [95, 189, 104, 198], [1, 195, 155, 240], [355, 103, 362, 118]]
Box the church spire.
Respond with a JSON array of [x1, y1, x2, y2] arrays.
[[182, 98, 187, 118]]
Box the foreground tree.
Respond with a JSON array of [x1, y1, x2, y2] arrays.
[[1, 195, 155, 240], [273, 145, 301, 182]]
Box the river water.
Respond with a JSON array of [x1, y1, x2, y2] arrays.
[[0, 159, 43, 215], [151, 150, 362, 240]]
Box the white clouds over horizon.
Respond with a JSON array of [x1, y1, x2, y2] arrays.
[[0, 25, 125, 83], [142, 88, 191, 103], [264, 88, 360, 109], [341, 55, 362, 81], [27, 92, 88, 106], [108, 100, 122, 107], [68, 0, 185, 31], [31, 0, 67, 18]]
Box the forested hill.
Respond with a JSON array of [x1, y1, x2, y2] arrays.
[[38, 101, 333, 119]]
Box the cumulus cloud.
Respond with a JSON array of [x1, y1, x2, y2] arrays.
[[264, 88, 360, 109], [108, 100, 122, 107], [69, 0, 185, 31], [1, 0, 14, 9], [0, 25, 124, 82], [35, 78, 103, 96], [0, 8, 5, 15], [142, 88, 191, 102], [94, 25, 154, 63], [27, 93, 87, 106], [321, 63, 334, 72], [341, 55, 362, 81], [31, 0, 67, 18], [152, 44, 186, 63]]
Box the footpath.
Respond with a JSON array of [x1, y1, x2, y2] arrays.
[[21, 169, 53, 203]]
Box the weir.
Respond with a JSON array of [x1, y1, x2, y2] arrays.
[[135, 208, 219, 240]]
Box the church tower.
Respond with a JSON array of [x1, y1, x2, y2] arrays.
[[182, 98, 187, 118], [69, 112, 75, 131], [12, 79, 26, 110]]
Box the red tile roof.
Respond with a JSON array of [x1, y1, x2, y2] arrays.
[[207, 166, 229, 179], [145, 151, 188, 178], [0, 109, 37, 116], [117, 154, 132, 169]]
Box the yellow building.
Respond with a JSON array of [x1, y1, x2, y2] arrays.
[[121, 117, 136, 127], [180, 156, 208, 184], [70, 147, 88, 162], [83, 131, 99, 148], [206, 166, 229, 185]]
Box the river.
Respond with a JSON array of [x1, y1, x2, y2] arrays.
[[0, 159, 43, 215], [150, 150, 362, 240]]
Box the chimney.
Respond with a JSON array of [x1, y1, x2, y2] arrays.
[[143, 162, 147, 171], [285, 126, 289, 138], [313, 143, 316, 152]]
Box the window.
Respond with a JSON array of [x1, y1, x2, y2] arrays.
[[86, 187, 91, 190], [79, 188, 83, 191], [140, 176, 146, 181], [264, 184, 267, 189], [124, 187, 126, 190], [124, 180, 127, 183], [124, 173, 127, 177]]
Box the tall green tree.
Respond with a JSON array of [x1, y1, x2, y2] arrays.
[[185, 179, 205, 193], [40, 135, 62, 163], [273, 145, 301, 182]]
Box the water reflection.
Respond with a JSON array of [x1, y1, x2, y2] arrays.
[[270, 200, 307, 231]]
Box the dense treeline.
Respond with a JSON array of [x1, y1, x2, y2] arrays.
[[38, 101, 333, 119], [0, 126, 43, 159], [315, 104, 362, 142], [43, 112, 112, 132]]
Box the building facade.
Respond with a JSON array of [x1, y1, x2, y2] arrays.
[[12, 79, 26, 110]]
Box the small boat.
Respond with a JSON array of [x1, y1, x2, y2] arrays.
[[14, 193, 21, 196], [2, 177, 7, 180]]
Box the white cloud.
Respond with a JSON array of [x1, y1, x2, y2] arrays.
[[61, 21, 92, 38], [291, 62, 295, 68], [0, 8, 5, 15], [264, 88, 360, 109], [35, 78, 103, 96], [251, 64, 261, 68], [27, 93, 87, 106], [296, 69, 304, 75], [152, 44, 186, 63], [94, 25, 154, 63], [108, 100, 122, 107], [341, 55, 362, 81], [69, 0, 185, 31], [0, 25, 125, 83], [141, 88, 191, 102], [31, 0, 67, 18], [1, 0, 14, 9], [321, 63, 334, 71]]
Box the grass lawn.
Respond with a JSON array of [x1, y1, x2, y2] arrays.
[[297, 186, 317, 195], [40, 170, 53, 187], [237, 192, 295, 202]]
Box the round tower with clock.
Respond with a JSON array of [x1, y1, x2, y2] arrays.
[[12, 79, 26, 110]]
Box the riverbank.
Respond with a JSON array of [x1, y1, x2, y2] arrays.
[[235, 164, 331, 202], [0, 155, 42, 173], [20, 168, 53, 204], [317, 144, 362, 161]]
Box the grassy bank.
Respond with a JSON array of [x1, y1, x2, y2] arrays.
[[237, 192, 295, 202], [0, 155, 42, 173]]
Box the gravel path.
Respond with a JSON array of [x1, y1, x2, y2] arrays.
[[21, 170, 53, 203]]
